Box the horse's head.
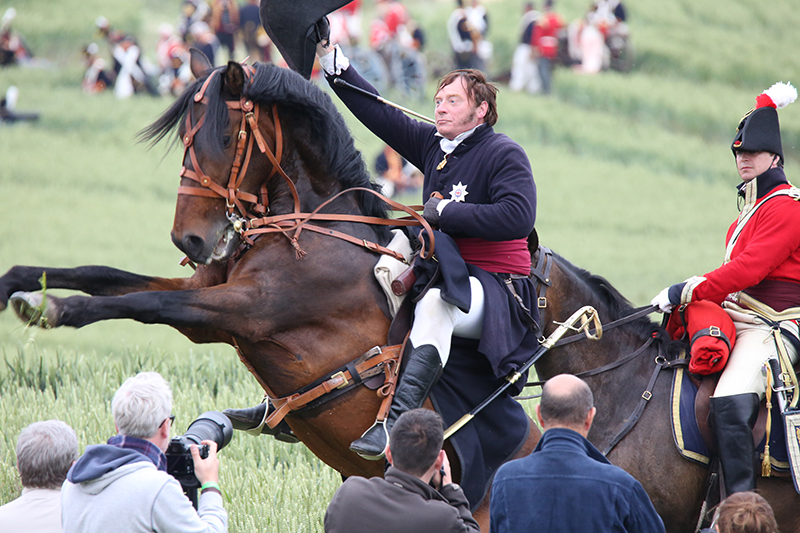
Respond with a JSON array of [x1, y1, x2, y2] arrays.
[[141, 51, 387, 265]]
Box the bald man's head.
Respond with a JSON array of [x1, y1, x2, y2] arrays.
[[537, 374, 595, 432]]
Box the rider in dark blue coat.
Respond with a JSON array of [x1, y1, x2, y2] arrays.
[[314, 36, 540, 460], [224, 33, 540, 464]]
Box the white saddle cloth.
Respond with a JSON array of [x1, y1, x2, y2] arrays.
[[373, 229, 413, 317]]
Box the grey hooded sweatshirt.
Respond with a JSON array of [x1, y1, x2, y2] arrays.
[[61, 442, 227, 533]]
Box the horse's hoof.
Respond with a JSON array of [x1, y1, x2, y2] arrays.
[[9, 291, 55, 328]]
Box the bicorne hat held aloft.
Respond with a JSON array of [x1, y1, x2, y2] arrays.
[[732, 81, 797, 164], [259, 0, 351, 79]]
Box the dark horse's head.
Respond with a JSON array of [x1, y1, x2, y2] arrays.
[[140, 51, 387, 264]]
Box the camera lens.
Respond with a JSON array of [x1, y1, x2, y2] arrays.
[[183, 411, 233, 452]]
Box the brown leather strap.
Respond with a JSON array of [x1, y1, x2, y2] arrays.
[[265, 344, 402, 428], [530, 246, 553, 309], [194, 70, 218, 103], [245, 186, 435, 260], [375, 333, 410, 423], [178, 80, 284, 220], [246, 211, 427, 227], [301, 224, 407, 262]]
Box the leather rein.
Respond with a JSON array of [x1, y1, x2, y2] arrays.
[[525, 247, 676, 455], [177, 66, 436, 262]]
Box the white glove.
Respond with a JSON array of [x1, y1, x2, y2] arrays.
[[317, 44, 349, 76], [650, 287, 674, 314]]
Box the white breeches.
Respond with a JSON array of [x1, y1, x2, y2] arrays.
[[509, 44, 540, 94], [713, 307, 799, 399], [409, 276, 485, 366]]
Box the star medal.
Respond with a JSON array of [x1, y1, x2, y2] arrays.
[[437, 154, 448, 170], [449, 182, 469, 202]]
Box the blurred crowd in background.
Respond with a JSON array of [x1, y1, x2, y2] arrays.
[[1, 0, 633, 195]]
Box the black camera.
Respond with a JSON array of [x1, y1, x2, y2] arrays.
[[166, 411, 233, 508]]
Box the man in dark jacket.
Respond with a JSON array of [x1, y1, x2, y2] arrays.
[[324, 409, 480, 533], [490, 375, 664, 533], [315, 28, 538, 462]]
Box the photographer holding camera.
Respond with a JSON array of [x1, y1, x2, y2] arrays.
[[61, 372, 228, 533], [324, 409, 480, 533]]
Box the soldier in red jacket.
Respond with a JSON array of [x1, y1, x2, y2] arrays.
[[531, 0, 563, 94], [652, 82, 800, 496]]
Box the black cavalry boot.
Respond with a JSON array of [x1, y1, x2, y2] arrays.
[[223, 402, 300, 444], [709, 393, 760, 495], [350, 344, 443, 460]]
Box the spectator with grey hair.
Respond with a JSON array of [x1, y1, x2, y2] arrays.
[[0, 420, 78, 533], [490, 374, 664, 533], [61, 371, 227, 533]]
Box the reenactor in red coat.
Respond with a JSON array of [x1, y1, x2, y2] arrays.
[[652, 82, 800, 496]]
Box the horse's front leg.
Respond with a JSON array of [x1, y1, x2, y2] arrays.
[[0, 264, 225, 311], [9, 282, 264, 341]]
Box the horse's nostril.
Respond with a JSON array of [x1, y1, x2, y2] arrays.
[[181, 234, 206, 257]]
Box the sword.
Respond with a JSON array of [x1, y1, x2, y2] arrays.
[[443, 305, 602, 440], [332, 77, 436, 124], [767, 357, 792, 412]]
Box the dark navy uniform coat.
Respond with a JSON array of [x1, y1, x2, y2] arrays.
[[327, 66, 540, 382]]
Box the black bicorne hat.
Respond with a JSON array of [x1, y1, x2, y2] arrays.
[[732, 82, 797, 164], [260, 0, 351, 79]]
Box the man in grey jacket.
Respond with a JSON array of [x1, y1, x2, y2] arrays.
[[61, 372, 227, 533], [324, 409, 480, 533]]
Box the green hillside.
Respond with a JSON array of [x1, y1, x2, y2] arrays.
[[2, 0, 800, 530]]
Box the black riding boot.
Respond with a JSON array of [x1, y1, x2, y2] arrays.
[[710, 393, 760, 495], [223, 402, 300, 444], [350, 344, 443, 460]]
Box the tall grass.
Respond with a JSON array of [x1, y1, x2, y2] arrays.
[[0, 345, 342, 532]]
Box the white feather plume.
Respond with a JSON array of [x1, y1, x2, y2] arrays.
[[764, 82, 798, 109]]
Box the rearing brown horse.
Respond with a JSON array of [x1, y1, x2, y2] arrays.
[[0, 57, 539, 530]]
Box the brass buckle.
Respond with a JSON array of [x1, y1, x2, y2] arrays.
[[538, 296, 547, 309], [709, 326, 721, 337], [642, 390, 653, 401], [331, 371, 349, 389]]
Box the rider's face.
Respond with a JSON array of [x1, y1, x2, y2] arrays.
[[736, 150, 778, 182], [434, 79, 487, 141]]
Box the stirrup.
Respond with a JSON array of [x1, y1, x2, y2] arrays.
[[245, 400, 270, 437], [350, 420, 389, 460], [223, 402, 300, 443]]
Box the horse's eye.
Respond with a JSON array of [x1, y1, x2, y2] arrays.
[[223, 135, 232, 148]]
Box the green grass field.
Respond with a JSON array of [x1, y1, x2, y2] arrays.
[[2, 0, 800, 530]]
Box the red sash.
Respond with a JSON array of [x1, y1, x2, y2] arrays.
[[454, 237, 531, 275]]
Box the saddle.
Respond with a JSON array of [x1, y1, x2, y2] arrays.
[[663, 298, 794, 470], [672, 359, 799, 477]]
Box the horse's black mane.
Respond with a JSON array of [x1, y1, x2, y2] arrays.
[[139, 62, 387, 220], [554, 253, 660, 338]]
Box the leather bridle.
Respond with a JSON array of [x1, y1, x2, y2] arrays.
[[176, 66, 435, 261]]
